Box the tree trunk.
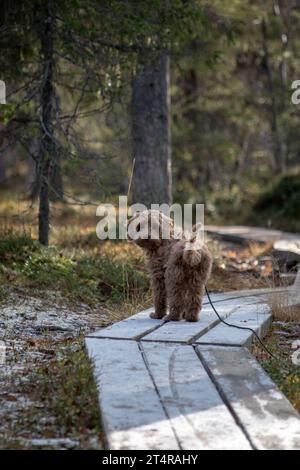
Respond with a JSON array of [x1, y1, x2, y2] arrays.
[[131, 53, 172, 207], [0, 156, 6, 186], [30, 140, 63, 202], [38, 4, 55, 245], [0, 123, 7, 186], [0, 0, 9, 27], [49, 159, 63, 201], [261, 18, 285, 173]]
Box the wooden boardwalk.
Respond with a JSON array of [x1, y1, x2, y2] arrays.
[[205, 225, 299, 244], [86, 285, 300, 450]]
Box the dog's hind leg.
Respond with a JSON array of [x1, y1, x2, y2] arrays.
[[183, 285, 204, 322], [164, 267, 184, 321], [149, 275, 167, 319]]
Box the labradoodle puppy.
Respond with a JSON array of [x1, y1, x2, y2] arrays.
[[127, 210, 212, 322]]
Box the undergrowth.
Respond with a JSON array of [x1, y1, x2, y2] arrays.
[[0, 229, 149, 308], [253, 324, 300, 413], [2, 340, 104, 449], [250, 169, 300, 232]]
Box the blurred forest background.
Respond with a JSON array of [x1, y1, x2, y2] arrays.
[[1, 0, 300, 242]]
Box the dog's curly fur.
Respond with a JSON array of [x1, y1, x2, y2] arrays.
[[127, 210, 212, 322]]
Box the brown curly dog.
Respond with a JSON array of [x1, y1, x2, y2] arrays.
[[127, 210, 212, 322]]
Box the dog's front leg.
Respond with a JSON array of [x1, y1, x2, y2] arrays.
[[149, 275, 167, 319]]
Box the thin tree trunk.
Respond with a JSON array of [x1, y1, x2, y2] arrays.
[[261, 18, 285, 173], [274, 0, 288, 168], [0, 0, 9, 27], [49, 160, 63, 201], [38, 4, 55, 245], [131, 53, 172, 207], [0, 0, 8, 188], [31, 141, 63, 202], [0, 155, 6, 186], [0, 123, 6, 186]]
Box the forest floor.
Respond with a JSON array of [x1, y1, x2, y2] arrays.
[[0, 192, 299, 449]]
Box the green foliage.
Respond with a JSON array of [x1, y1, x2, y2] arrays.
[[255, 171, 300, 218], [3, 0, 300, 231], [263, 360, 300, 407], [171, 0, 300, 219], [252, 169, 300, 230], [0, 230, 149, 306], [254, 324, 300, 413], [77, 254, 149, 305], [0, 104, 17, 124], [24, 250, 76, 286], [0, 230, 37, 263], [262, 357, 300, 413]]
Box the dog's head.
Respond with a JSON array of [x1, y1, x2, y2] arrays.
[[127, 210, 173, 250]]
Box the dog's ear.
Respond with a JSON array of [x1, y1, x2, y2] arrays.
[[191, 222, 203, 236], [126, 213, 136, 238], [158, 211, 174, 226], [127, 213, 141, 239], [192, 222, 203, 232], [157, 212, 173, 240]]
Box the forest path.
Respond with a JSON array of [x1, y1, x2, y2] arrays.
[[207, 225, 300, 261], [205, 225, 299, 245], [206, 225, 300, 284], [86, 282, 300, 450]]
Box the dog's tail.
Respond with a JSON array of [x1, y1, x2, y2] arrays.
[[182, 247, 202, 266], [181, 222, 204, 266], [172, 239, 203, 267], [183, 242, 213, 282]]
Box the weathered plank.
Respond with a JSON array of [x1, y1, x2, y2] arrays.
[[87, 307, 163, 340], [88, 288, 289, 342], [197, 346, 300, 450], [294, 269, 300, 288], [141, 304, 239, 343], [142, 342, 251, 450], [202, 287, 288, 307], [196, 304, 272, 347], [273, 239, 300, 267], [141, 294, 272, 344], [86, 338, 179, 450], [206, 225, 297, 244]]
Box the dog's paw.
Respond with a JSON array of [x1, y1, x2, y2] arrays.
[[164, 313, 181, 322], [183, 312, 199, 322], [149, 311, 164, 319]]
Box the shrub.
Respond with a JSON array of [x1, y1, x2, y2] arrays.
[[254, 170, 300, 226]]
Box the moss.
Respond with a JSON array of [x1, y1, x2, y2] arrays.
[[0, 230, 37, 264]]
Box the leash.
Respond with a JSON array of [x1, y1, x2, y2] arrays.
[[205, 286, 278, 361]]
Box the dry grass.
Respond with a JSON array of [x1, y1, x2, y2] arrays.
[[269, 291, 300, 322], [246, 241, 273, 258], [206, 239, 278, 292]]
